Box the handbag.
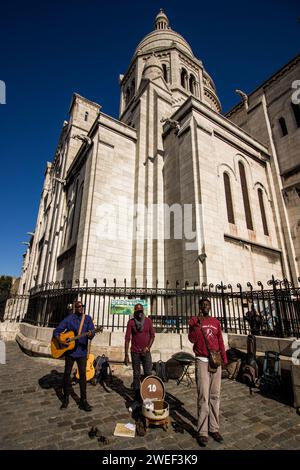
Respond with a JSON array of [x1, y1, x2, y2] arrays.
[[200, 324, 222, 373]]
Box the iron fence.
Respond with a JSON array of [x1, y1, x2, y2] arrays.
[[4, 277, 300, 338], [3, 294, 29, 323]]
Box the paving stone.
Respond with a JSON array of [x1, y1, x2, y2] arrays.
[[1, 341, 300, 450]]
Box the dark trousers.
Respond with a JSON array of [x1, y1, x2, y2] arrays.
[[131, 351, 152, 397], [63, 355, 87, 401]]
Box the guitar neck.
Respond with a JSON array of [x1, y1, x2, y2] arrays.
[[71, 327, 102, 342], [72, 331, 90, 342]]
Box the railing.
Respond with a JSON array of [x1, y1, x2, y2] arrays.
[[3, 294, 29, 323], [4, 277, 300, 338]]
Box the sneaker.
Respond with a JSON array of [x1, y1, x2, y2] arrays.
[[79, 399, 93, 412], [197, 435, 208, 447], [60, 396, 69, 410], [209, 431, 224, 443]]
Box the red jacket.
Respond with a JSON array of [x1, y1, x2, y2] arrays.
[[188, 316, 227, 364]]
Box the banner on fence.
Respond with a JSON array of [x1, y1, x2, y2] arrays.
[[110, 299, 149, 316]]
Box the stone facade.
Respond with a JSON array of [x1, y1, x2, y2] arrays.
[[18, 10, 299, 292], [227, 55, 300, 280]]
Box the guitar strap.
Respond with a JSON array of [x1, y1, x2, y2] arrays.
[[78, 313, 92, 356], [78, 313, 86, 337]]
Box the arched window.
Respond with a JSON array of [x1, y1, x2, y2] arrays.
[[84, 111, 89, 122], [239, 161, 253, 230], [189, 74, 196, 95], [162, 64, 168, 82], [279, 117, 288, 136], [180, 68, 187, 89], [258, 188, 269, 236], [291, 102, 300, 128], [223, 173, 235, 224]]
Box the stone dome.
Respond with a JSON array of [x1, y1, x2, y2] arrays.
[[134, 10, 194, 58]]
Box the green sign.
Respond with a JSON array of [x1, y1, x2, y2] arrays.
[[110, 299, 149, 316]]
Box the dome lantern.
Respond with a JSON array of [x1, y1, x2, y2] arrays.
[[155, 9, 170, 30]]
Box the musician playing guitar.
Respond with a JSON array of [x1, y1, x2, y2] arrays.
[[53, 300, 95, 411]]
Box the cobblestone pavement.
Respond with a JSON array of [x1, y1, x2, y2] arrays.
[[1, 341, 300, 451]]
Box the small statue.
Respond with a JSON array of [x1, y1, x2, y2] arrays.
[[160, 117, 180, 133], [73, 134, 92, 145]]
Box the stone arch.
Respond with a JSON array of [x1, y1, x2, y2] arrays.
[[217, 163, 237, 181], [189, 73, 196, 95], [180, 68, 188, 89], [235, 154, 254, 188], [162, 63, 168, 82], [254, 181, 271, 202]]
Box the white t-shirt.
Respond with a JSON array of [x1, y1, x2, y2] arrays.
[[196, 356, 209, 363]]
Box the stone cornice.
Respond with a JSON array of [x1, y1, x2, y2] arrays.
[[224, 233, 281, 255], [122, 44, 202, 84], [68, 92, 101, 114], [168, 96, 270, 160], [226, 53, 300, 118], [99, 112, 137, 141]]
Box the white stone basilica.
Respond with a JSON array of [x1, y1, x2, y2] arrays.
[[18, 10, 300, 293]]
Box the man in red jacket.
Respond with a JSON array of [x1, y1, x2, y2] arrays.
[[188, 298, 227, 447], [124, 303, 155, 401]]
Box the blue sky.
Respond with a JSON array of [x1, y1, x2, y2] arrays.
[[0, 0, 299, 277]]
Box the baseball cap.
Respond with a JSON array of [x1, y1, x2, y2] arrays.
[[134, 303, 144, 312]]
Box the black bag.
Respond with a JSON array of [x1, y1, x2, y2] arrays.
[[38, 370, 63, 389], [165, 358, 184, 380], [155, 360, 168, 382], [94, 355, 110, 383], [226, 348, 242, 362]]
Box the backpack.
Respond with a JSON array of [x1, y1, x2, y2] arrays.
[[259, 351, 281, 397], [227, 359, 242, 380], [155, 360, 168, 382], [94, 355, 110, 383], [242, 364, 258, 388]]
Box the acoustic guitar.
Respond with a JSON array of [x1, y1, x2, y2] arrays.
[[51, 326, 103, 359], [75, 352, 95, 382]]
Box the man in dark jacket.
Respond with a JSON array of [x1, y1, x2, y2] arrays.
[[188, 298, 227, 447], [124, 303, 155, 401], [53, 300, 95, 411]]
